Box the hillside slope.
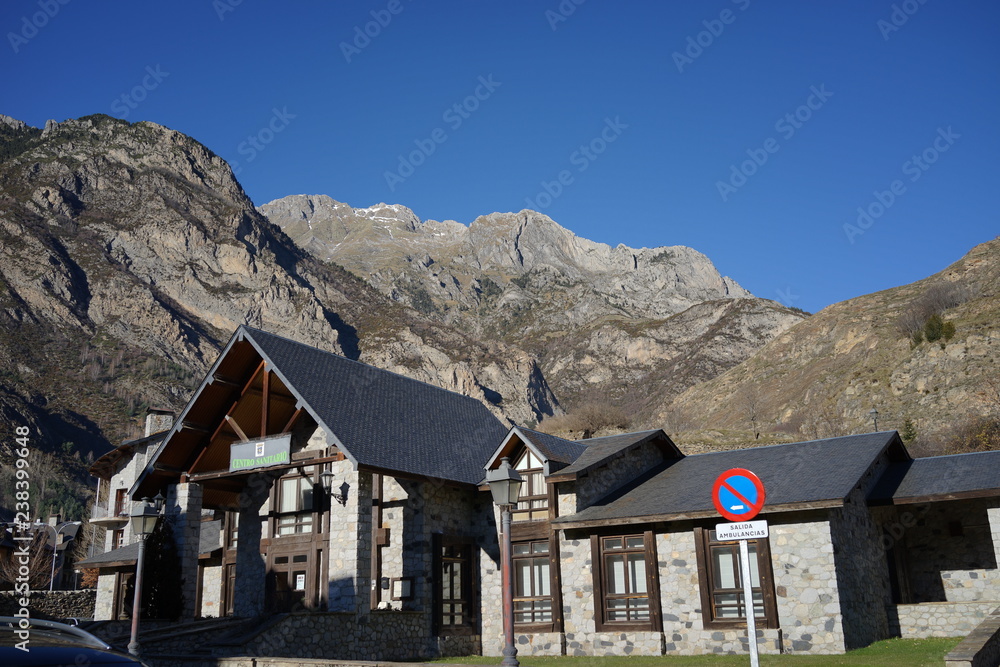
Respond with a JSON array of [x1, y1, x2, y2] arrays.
[[668, 236, 1000, 447]]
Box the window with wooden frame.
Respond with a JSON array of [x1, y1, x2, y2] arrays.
[[513, 449, 547, 522], [434, 536, 475, 633], [111, 529, 124, 549], [513, 540, 553, 628], [113, 488, 128, 517], [694, 527, 778, 629], [592, 530, 661, 631], [275, 470, 315, 536]]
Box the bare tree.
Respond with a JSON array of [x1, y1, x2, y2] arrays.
[[739, 386, 762, 440], [540, 402, 630, 439], [0, 531, 52, 590]]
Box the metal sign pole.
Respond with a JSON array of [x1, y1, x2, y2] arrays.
[[739, 538, 760, 667]]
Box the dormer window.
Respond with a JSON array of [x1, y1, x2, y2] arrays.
[[513, 450, 547, 522]]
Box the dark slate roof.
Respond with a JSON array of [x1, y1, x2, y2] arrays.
[[554, 430, 674, 479], [870, 451, 1000, 503], [245, 327, 509, 486], [77, 520, 221, 567], [518, 428, 586, 465], [554, 432, 902, 526]]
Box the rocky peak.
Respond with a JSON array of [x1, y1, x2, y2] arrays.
[[0, 115, 27, 131]]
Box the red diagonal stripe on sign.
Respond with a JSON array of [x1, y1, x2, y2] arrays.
[[721, 479, 763, 513]]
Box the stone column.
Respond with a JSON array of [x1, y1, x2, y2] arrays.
[[166, 482, 203, 619], [233, 472, 274, 617], [327, 464, 372, 614]]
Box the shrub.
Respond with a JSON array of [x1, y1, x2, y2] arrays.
[[946, 416, 1000, 454], [942, 320, 956, 341], [924, 314, 944, 342]]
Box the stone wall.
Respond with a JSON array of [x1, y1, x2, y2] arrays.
[[892, 601, 998, 638], [245, 610, 433, 660], [0, 589, 96, 620]]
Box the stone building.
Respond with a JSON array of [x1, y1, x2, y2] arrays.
[[79, 326, 1000, 658]]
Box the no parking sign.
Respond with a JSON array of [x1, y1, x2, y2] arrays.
[[712, 468, 766, 522]]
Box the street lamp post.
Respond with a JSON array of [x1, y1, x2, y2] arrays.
[[869, 408, 879, 431], [486, 457, 523, 667], [47, 521, 82, 592], [127, 496, 163, 657]]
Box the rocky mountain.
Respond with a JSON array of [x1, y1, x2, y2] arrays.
[[666, 236, 1000, 449], [260, 195, 807, 417], [0, 114, 559, 485]]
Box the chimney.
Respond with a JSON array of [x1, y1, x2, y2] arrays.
[[145, 407, 175, 438]]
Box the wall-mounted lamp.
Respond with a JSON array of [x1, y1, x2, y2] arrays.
[[320, 469, 347, 506]]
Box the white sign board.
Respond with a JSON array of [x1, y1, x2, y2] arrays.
[[716, 519, 769, 541]]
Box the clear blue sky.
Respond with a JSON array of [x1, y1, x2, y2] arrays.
[[3, 0, 996, 313]]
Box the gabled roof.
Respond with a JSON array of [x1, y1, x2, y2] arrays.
[[554, 432, 906, 528], [870, 450, 1000, 504], [520, 428, 587, 466], [135, 326, 509, 501], [549, 429, 681, 481], [483, 426, 586, 478], [246, 327, 508, 484]]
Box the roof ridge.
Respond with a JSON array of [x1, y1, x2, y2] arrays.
[[571, 429, 661, 444], [683, 431, 894, 458], [240, 325, 492, 408]]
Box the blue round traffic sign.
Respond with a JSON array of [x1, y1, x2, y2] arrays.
[[712, 468, 766, 522]]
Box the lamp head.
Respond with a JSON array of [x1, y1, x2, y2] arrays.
[[486, 456, 523, 508]]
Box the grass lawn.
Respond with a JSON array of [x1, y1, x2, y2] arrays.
[[431, 637, 961, 667]]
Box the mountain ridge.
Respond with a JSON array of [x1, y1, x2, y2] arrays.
[[260, 194, 806, 417]]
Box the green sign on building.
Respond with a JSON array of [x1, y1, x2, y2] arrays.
[[230, 434, 292, 472]]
